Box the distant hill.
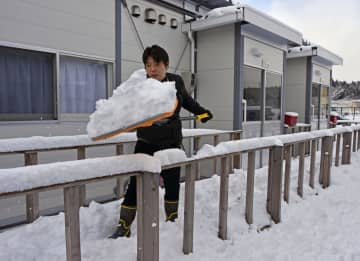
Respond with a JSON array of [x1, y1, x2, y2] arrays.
[[332, 80, 360, 100]]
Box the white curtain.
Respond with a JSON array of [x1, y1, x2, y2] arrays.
[[60, 56, 107, 113]]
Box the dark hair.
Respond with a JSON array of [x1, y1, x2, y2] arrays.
[[142, 45, 169, 66]]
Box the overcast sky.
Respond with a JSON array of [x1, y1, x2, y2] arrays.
[[233, 0, 359, 82]]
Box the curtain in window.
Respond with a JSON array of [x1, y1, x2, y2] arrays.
[[60, 56, 107, 113], [0, 47, 54, 120]]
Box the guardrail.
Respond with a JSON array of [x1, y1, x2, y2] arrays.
[[0, 129, 242, 225], [1, 126, 360, 261]]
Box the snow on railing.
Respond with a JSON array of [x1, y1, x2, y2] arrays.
[[1, 126, 360, 261]]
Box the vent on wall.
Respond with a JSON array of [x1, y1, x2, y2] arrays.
[[170, 18, 178, 29], [145, 8, 157, 23], [158, 14, 166, 25], [131, 5, 141, 17]]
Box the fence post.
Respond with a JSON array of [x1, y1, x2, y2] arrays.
[[353, 130, 357, 153], [341, 131, 352, 165], [213, 135, 219, 174], [283, 145, 292, 203], [232, 132, 242, 170], [183, 163, 195, 254], [64, 185, 81, 261], [335, 134, 341, 167], [319, 136, 333, 188], [77, 147, 86, 206], [194, 137, 201, 180], [115, 144, 126, 199], [24, 152, 39, 223], [267, 145, 283, 223], [245, 151, 256, 224], [137, 172, 159, 261], [218, 157, 229, 239], [357, 130, 360, 151], [309, 140, 317, 189], [297, 142, 305, 198]]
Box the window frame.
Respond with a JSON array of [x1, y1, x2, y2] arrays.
[[0, 41, 114, 124]]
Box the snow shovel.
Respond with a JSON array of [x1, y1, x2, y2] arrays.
[[90, 99, 179, 142]]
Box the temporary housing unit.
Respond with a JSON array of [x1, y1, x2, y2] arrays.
[[286, 45, 343, 130], [182, 5, 303, 139]]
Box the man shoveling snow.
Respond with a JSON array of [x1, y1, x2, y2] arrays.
[[108, 45, 213, 239]]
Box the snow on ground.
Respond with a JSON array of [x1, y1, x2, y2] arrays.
[[1, 152, 360, 261], [86, 69, 177, 139]]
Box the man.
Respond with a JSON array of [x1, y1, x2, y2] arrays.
[[110, 45, 212, 239]]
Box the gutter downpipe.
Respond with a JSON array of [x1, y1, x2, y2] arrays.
[[187, 27, 196, 156]]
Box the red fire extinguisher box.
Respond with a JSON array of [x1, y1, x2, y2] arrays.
[[284, 112, 298, 127]]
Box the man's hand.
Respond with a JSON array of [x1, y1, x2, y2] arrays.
[[200, 110, 213, 123]]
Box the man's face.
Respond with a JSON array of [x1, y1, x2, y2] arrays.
[[145, 56, 168, 81]]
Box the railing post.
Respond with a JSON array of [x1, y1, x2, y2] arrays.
[[319, 136, 333, 188], [353, 129, 357, 153], [232, 132, 242, 170], [137, 172, 159, 261], [115, 144, 126, 199], [218, 156, 229, 239], [194, 137, 201, 180], [309, 140, 317, 189], [335, 134, 341, 167], [245, 151, 256, 224], [283, 145, 292, 203], [24, 152, 39, 223], [341, 131, 352, 165], [357, 130, 360, 151], [183, 163, 195, 254], [213, 135, 219, 174], [64, 185, 81, 261], [297, 142, 305, 198], [267, 145, 283, 223], [77, 147, 86, 206]]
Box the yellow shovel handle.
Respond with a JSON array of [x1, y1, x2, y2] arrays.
[[196, 113, 209, 121]]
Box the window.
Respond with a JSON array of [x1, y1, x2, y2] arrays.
[[265, 72, 282, 120], [0, 46, 55, 121], [312, 83, 320, 120], [59, 56, 108, 114], [243, 66, 262, 121], [320, 86, 329, 119]]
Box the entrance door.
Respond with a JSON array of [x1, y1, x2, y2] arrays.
[[312, 83, 329, 129]]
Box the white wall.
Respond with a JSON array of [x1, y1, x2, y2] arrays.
[[0, 0, 115, 59], [196, 25, 235, 130], [285, 57, 307, 122]]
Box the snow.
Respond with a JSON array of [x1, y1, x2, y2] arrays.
[[86, 69, 177, 139], [0, 154, 160, 194], [284, 112, 299, 117], [0, 129, 231, 154], [153, 149, 188, 166], [0, 134, 137, 154], [1, 147, 360, 260], [203, 4, 243, 19]]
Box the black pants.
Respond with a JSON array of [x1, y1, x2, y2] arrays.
[[122, 140, 181, 207]]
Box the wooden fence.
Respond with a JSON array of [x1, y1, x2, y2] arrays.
[[1, 126, 360, 261], [0, 130, 242, 225]]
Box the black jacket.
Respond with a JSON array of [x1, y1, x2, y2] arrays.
[[136, 73, 208, 146]]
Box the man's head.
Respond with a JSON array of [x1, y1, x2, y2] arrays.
[[142, 45, 169, 81]]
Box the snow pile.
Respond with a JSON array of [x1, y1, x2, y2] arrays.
[[153, 149, 188, 166], [288, 45, 314, 53], [0, 154, 161, 194], [284, 112, 299, 117], [86, 69, 177, 139]]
